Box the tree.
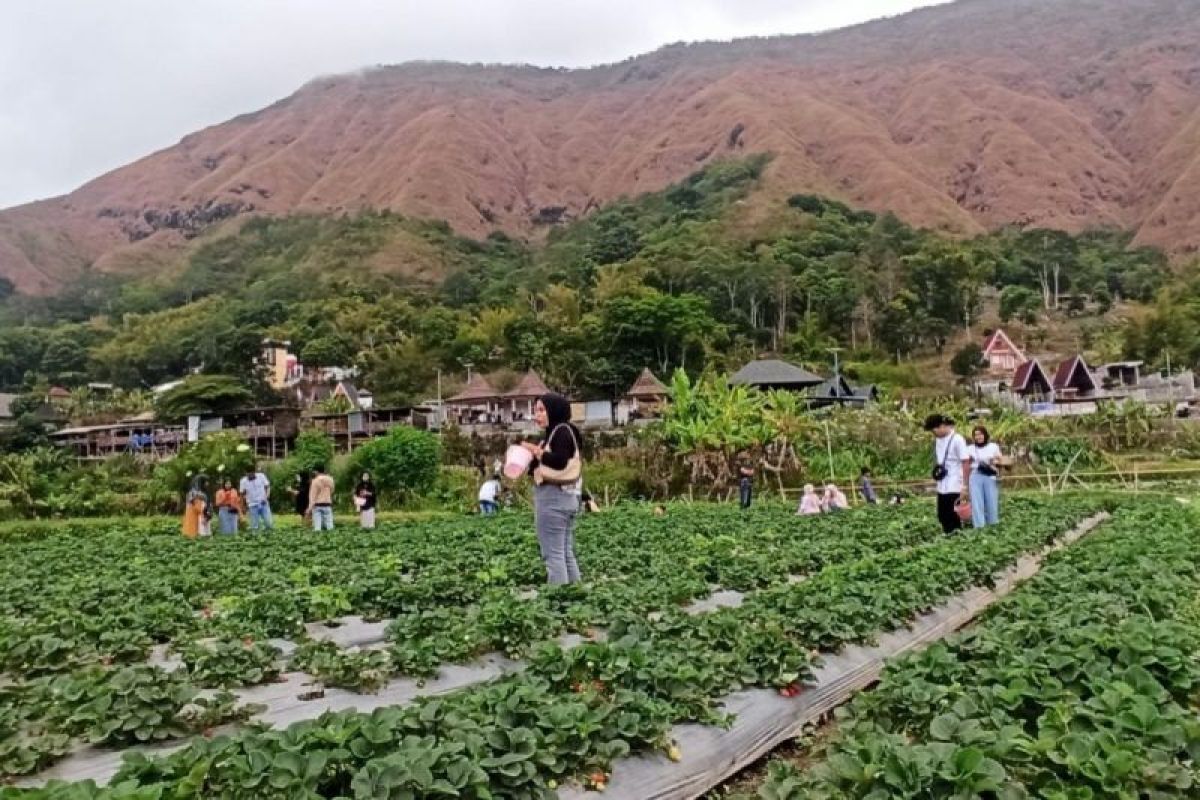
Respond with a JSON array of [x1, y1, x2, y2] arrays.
[[40, 332, 89, 384], [156, 375, 255, 420], [999, 286, 1042, 325], [950, 343, 987, 383], [289, 430, 336, 475], [346, 427, 441, 503], [587, 211, 642, 266], [589, 289, 724, 384], [299, 335, 355, 369]]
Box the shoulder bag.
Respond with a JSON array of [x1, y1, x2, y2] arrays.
[[535, 424, 583, 486]]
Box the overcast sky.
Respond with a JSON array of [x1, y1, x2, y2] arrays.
[[0, 0, 941, 209]]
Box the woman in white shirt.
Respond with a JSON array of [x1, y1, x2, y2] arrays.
[[967, 426, 1003, 527]]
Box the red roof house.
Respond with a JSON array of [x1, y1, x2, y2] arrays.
[[1011, 359, 1053, 400], [1052, 355, 1097, 402], [981, 329, 1027, 375]]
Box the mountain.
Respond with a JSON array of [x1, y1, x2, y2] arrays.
[[3, 0, 1200, 294]]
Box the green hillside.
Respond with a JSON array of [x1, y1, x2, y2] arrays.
[[0, 155, 1189, 410]]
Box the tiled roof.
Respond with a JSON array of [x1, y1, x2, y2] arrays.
[[447, 373, 499, 403], [505, 370, 551, 398]]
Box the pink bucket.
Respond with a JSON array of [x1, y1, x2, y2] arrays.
[[503, 445, 533, 479]]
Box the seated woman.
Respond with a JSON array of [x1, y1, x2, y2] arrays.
[[797, 484, 822, 515]]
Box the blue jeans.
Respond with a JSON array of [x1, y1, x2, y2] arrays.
[[480, 500, 498, 516], [969, 472, 1000, 527], [534, 485, 581, 585], [247, 502, 273, 532], [312, 505, 334, 531], [217, 508, 239, 535]]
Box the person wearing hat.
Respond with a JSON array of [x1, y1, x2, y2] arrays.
[[924, 413, 970, 533]]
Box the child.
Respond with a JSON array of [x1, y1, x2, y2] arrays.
[[859, 467, 878, 505]]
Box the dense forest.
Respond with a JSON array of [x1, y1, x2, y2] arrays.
[[0, 155, 1191, 413]]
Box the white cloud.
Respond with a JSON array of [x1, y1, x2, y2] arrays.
[[0, 0, 939, 208]]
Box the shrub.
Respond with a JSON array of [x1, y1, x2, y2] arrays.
[[345, 427, 441, 504], [144, 432, 256, 511], [289, 430, 335, 475]]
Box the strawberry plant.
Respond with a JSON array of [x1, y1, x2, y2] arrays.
[[177, 637, 282, 689], [289, 641, 392, 694], [0, 495, 1112, 789], [755, 502, 1200, 799]]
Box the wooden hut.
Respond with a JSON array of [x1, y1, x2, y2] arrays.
[[1052, 355, 1098, 403], [1011, 359, 1052, 402], [623, 368, 669, 419], [729, 359, 823, 392], [504, 370, 551, 423], [445, 374, 500, 425], [981, 329, 1027, 375]]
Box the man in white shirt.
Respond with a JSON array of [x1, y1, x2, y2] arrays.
[[924, 414, 971, 533], [478, 475, 501, 516], [239, 467, 274, 532]]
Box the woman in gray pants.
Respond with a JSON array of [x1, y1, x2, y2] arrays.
[[520, 393, 582, 585]]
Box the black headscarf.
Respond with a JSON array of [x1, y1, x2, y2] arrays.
[[540, 393, 573, 429], [539, 393, 582, 466]]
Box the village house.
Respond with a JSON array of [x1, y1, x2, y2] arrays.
[[729, 359, 824, 392], [444, 374, 501, 425], [806, 375, 879, 408], [618, 368, 670, 424], [1010, 359, 1053, 404], [981, 329, 1027, 375], [504, 370, 552, 424], [0, 393, 16, 429]]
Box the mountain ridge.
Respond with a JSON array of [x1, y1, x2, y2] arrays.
[[3, 0, 1200, 294]]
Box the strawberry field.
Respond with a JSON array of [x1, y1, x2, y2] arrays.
[[0, 496, 1129, 798], [727, 501, 1200, 799]]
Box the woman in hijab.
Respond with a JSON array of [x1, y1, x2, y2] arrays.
[[292, 471, 311, 521], [355, 471, 377, 530], [182, 474, 211, 539], [520, 393, 583, 585]]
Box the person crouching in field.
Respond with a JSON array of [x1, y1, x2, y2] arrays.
[[821, 483, 849, 512], [797, 483, 822, 515]]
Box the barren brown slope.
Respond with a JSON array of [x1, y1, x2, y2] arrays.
[[3, 0, 1200, 294]]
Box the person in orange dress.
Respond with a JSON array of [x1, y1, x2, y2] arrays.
[[181, 475, 211, 539]]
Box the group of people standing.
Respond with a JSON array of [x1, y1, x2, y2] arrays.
[[182, 465, 378, 537], [736, 416, 1004, 534], [182, 467, 274, 538]]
